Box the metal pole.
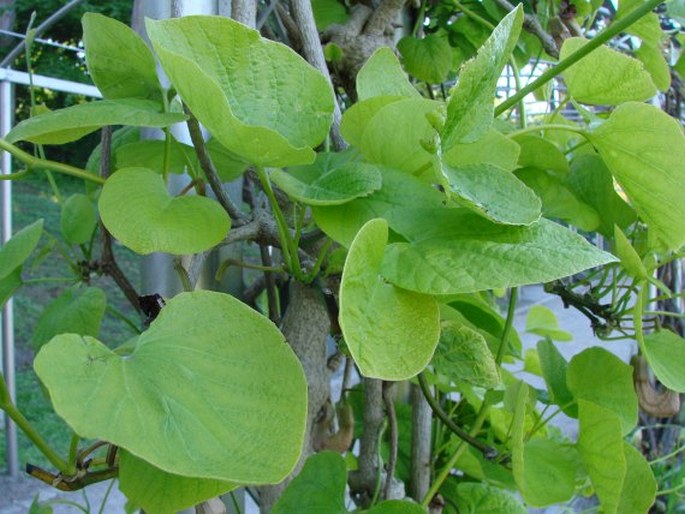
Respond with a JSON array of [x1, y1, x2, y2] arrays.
[[0, 77, 18, 477]]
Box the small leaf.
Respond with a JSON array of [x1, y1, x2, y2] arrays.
[[432, 321, 500, 388], [443, 129, 521, 172], [588, 102, 685, 250], [340, 219, 440, 380], [537, 339, 576, 417], [0, 269, 23, 309], [397, 34, 453, 84], [119, 451, 235, 514], [82, 13, 162, 100], [270, 163, 382, 206], [33, 286, 106, 352], [616, 443, 657, 513], [6, 99, 185, 145], [443, 163, 541, 226], [147, 16, 333, 167], [382, 209, 616, 295], [526, 305, 572, 341], [512, 134, 569, 175], [99, 168, 230, 255], [34, 291, 307, 484], [272, 452, 347, 514], [567, 347, 637, 435], [560, 37, 657, 105], [643, 329, 685, 392], [0, 219, 43, 281], [442, 6, 523, 149], [613, 225, 647, 280], [311, 0, 349, 31], [61, 194, 97, 245], [357, 47, 419, 100]]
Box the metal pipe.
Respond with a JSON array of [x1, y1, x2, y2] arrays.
[[0, 78, 18, 477]]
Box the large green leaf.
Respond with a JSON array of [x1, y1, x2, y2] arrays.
[[443, 163, 541, 225], [34, 291, 307, 483], [567, 347, 637, 435], [119, 450, 235, 514], [339, 219, 440, 380], [6, 99, 185, 145], [577, 400, 626, 514], [82, 13, 162, 101], [448, 482, 527, 514], [272, 452, 347, 514], [526, 305, 572, 341], [270, 163, 382, 206], [588, 102, 685, 250], [365, 501, 427, 513], [397, 34, 453, 84], [0, 219, 43, 281], [566, 154, 636, 238], [442, 6, 523, 149], [99, 168, 230, 255], [432, 321, 500, 388], [443, 129, 521, 172], [33, 286, 106, 351], [512, 135, 568, 175], [359, 98, 440, 176], [357, 47, 419, 100], [643, 329, 685, 392], [616, 443, 657, 513], [146, 16, 333, 167], [311, 0, 349, 30], [340, 96, 404, 147], [560, 37, 656, 105], [312, 167, 445, 247], [61, 194, 97, 245], [381, 209, 616, 295]]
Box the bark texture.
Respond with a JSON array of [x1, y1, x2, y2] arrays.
[[410, 384, 431, 502]]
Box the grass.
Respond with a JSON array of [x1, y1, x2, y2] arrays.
[[1, 171, 141, 472]]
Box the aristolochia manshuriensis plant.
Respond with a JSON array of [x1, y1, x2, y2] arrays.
[[0, 0, 684, 511]]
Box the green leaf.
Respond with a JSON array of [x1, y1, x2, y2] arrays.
[[339, 219, 440, 380], [442, 163, 541, 225], [205, 139, 251, 182], [432, 321, 500, 388], [515, 167, 600, 232], [273, 452, 347, 514], [613, 226, 647, 280], [397, 34, 453, 84], [567, 347, 637, 435], [357, 47, 420, 100], [34, 291, 307, 484], [443, 129, 521, 172], [566, 154, 636, 238], [0, 269, 22, 309], [359, 98, 441, 175], [270, 163, 382, 206], [86, 126, 140, 174], [6, 99, 185, 145], [0, 219, 43, 281], [512, 135, 568, 175], [119, 451, 235, 514], [526, 305, 572, 341], [616, 443, 657, 513], [311, 0, 349, 31], [577, 400, 626, 514], [643, 329, 685, 392], [365, 500, 427, 513], [449, 482, 527, 514], [340, 96, 404, 148], [523, 348, 542, 375], [146, 16, 333, 167], [560, 37, 656, 105], [33, 286, 106, 352], [442, 5, 523, 149], [115, 139, 195, 176], [537, 339, 576, 417], [82, 13, 162, 101], [588, 102, 685, 250], [60, 194, 97, 245], [381, 209, 616, 295], [312, 167, 445, 247], [99, 168, 230, 255]]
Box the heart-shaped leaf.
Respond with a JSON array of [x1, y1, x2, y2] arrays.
[[356, 47, 419, 100], [119, 450, 236, 514], [339, 218, 440, 380], [6, 99, 185, 145], [34, 291, 307, 483], [642, 329, 685, 392], [0, 219, 43, 280], [146, 16, 334, 167], [61, 194, 97, 245], [270, 163, 381, 205], [397, 34, 453, 84], [99, 168, 230, 255]]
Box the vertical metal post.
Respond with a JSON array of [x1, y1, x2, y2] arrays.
[[0, 77, 18, 477]]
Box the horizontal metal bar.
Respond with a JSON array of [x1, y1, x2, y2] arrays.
[[0, 68, 101, 98]]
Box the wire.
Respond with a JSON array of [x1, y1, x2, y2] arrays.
[[0, 29, 81, 53]]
